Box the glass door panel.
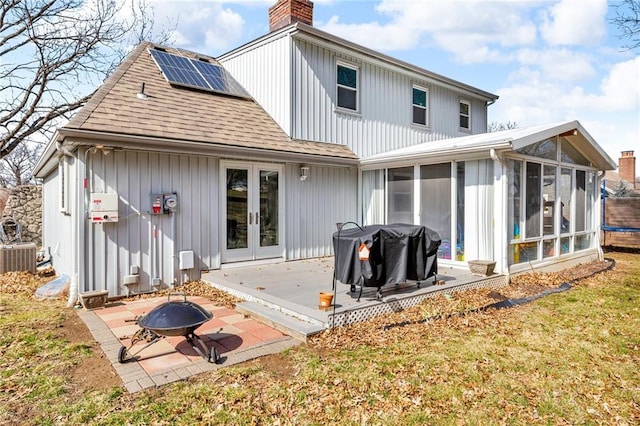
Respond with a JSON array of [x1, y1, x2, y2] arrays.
[[222, 162, 283, 263], [259, 169, 279, 248], [226, 168, 249, 250]]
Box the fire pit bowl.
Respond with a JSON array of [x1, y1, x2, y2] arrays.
[[118, 293, 220, 364]]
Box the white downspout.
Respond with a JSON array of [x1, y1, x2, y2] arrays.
[[56, 141, 79, 308], [490, 148, 510, 281], [596, 170, 606, 261]]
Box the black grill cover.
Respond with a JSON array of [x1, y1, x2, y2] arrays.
[[333, 224, 441, 287]]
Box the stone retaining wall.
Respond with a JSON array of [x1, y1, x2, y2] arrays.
[[2, 185, 42, 247]]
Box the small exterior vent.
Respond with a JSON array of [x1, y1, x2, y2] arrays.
[[0, 243, 36, 274]]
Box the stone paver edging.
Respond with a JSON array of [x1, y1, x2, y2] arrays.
[[77, 308, 300, 393]]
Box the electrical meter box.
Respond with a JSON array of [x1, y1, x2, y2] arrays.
[[151, 193, 178, 215], [90, 193, 119, 223]]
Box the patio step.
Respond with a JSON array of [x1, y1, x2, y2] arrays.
[[235, 301, 327, 342]]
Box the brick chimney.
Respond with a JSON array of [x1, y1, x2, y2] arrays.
[[269, 0, 313, 32], [618, 151, 636, 189]]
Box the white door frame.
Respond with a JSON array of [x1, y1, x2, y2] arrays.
[[220, 160, 285, 263]]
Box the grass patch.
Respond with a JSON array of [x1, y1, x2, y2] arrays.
[[1, 251, 639, 424]]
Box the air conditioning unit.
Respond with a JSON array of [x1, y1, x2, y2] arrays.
[[0, 242, 36, 274]]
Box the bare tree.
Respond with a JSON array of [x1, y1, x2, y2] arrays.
[[0, 0, 173, 159], [611, 0, 640, 50], [487, 121, 519, 132], [0, 142, 43, 187]]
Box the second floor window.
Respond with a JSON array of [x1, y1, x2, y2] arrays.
[[459, 100, 471, 130], [412, 85, 428, 126], [337, 63, 358, 111]]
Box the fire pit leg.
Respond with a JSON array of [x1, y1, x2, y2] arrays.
[[186, 332, 220, 364]]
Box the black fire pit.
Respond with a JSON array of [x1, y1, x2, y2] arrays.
[[118, 293, 220, 364]]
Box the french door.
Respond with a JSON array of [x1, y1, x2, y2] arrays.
[[221, 162, 284, 263]]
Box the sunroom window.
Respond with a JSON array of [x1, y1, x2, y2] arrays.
[[387, 167, 413, 224], [507, 136, 598, 267], [420, 163, 452, 259]]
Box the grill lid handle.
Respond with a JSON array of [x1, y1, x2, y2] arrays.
[[168, 292, 187, 302]]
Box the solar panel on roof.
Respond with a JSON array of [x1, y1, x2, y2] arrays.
[[149, 49, 209, 89], [149, 48, 249, 99], [191, 59, 227, 91]]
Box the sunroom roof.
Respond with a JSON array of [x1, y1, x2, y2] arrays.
[[360, 120, 616, 171]]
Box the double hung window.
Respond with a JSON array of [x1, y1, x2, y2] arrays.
[[336, 63, 358, 111], [459, 100, 471, 130], [412, 85, 428, 126]]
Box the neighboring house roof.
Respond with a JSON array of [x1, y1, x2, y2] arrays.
[[34, 42, 357, 177], [360, 120, 617, 171], [219, 22, 499, 102], [602, 170, 640, 195]]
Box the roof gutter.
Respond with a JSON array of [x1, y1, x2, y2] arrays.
[[58, 128, 360, 167], [360, 141, 512, 168]]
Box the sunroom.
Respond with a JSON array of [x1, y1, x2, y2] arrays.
[[359, 121, 616, 275]]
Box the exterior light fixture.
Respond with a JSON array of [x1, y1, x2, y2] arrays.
[[300, 165, 310, 181]]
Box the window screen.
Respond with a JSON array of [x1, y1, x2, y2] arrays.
[[412, 86, 427, 125], [337, 64, 358, 111]]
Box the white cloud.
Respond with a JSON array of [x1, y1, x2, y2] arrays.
[[204, 7, 246, 50], [516, 48, 596, 83], [593, 56, 640, 111], [146, 1, 246, 52], [539, 0, 607, 46], [491, 55, 640, 162], [320, 15, 419, 51], [318, 0, 538, 63]]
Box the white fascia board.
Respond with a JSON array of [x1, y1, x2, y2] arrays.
[[574, 122, 617, 170], [56, 128, 360, 167], [360, 141, 512, 169], [217, 25, 294, 62], [509, 120, 617, 171]]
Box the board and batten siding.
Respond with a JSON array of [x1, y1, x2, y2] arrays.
[[222, 35, 489, 158], [45, 147, 357, 296], [285, 163, 358, 259], [291, 39, 489, 158], [218, 34, 292, 136], [81, 149, 219, 296], [42, 165, 76, 279]]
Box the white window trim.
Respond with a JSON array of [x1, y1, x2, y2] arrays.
[[459, 99, 471, 132], [336, 61, 360, 113], [412, 84, 429, 127], [59, 157, 70, 215]]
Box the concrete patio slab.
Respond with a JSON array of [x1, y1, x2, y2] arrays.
[[203, 257, 507, 330]]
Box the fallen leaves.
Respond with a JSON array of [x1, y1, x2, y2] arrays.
[[122, 280, 242, 309], [310, 258, 615, 352], [0, 271, 50, 295]]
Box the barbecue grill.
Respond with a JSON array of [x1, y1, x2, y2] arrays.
[[117, 293, 220, 364], [333, 223, 441, 300]]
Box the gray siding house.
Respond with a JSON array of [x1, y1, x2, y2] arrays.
[[34, 0, 616, 297]]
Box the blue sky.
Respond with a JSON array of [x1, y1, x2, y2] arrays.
[[147, 0, 638, 165]]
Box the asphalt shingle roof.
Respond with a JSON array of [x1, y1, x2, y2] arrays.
[[65, 42, 357, 161]]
